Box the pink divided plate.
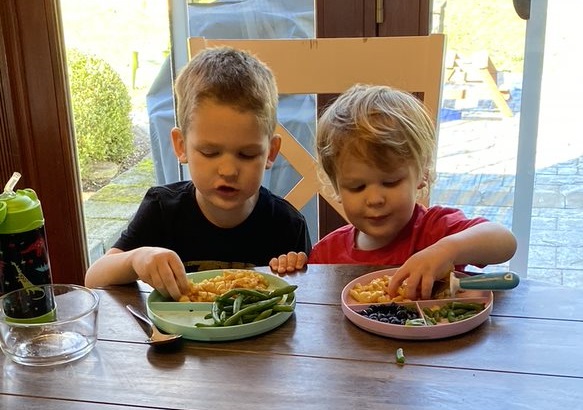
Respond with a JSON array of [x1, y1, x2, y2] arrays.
[[341, 268, 493, 340]]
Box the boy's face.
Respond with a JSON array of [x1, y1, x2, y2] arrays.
[[172, 101, 280, 227], [335, 151, 423, 250]]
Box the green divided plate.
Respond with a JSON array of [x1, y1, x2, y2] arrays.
[[147, 269, 295, 341]]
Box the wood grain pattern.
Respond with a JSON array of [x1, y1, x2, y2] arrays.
[[2, 265, 582, 409], [1, 342, 581, 410]]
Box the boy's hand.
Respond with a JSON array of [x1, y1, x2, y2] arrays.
[[131, 247, 190, 301], [269, 251, 308, 274], [387, 246, 453, 300]]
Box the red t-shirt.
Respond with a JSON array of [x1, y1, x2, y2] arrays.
[[308, 204, 488, 266]]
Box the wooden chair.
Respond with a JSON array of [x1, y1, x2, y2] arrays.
[[188, 35, 446, 238]]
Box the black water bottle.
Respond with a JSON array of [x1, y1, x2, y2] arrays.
[[0, 173, 55, 321]]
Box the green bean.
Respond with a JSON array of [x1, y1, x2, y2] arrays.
[[267, 285, 298, 298], [221, 305, 234, 314], [272, 304, 295, 312], [241, 314, 260, 323], [405, 318, 426, 326], [197, 285, 298, 329], [223, 296, 282, 326], [211, 301, 223, 324], [233, 294, 245, 314], [423, 314, 437, 326], [451, 302, 485, 311], [396, 348, 406, 364], [252, 309, 273, 322], [456, 311, 480, 321], [216, 288, 270, 302]]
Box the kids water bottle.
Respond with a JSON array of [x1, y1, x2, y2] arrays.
[[0, 172, 55, 321]]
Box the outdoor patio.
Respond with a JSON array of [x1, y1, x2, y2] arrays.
[[83, 110, 583, 289]]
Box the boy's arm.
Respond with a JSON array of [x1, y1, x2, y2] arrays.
[[389, 222, 517, 300], [85, 247, 190, 300], [435, 221, 517, 267], [84, 248, 139, 287]]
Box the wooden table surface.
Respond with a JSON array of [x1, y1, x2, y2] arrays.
[[1, 264, 582, 409]]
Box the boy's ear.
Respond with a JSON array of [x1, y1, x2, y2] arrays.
[[171, 127, 188, 164], [265, 134, 282, 170]]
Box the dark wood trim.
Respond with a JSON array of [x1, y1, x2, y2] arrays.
[[315, 0, 431, 239], [316, 0, 377, 38], [0, 0, 87, 284], [377, 0, 431, 36]]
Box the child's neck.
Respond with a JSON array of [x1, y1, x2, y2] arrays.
[[355, 230, 395, 251]]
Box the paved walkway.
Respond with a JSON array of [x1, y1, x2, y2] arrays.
[[433, 115, 583, 288], [83, 113, 583, 290]]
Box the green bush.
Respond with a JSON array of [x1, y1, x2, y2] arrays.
[[67, 49, 133, 178]]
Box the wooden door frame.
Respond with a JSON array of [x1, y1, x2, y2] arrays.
[[0, 0, 87, 285]]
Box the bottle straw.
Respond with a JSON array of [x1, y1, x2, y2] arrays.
[[3, 172, 21, 194]]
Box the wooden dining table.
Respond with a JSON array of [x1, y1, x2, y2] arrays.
[[1, 264, 582, 409]]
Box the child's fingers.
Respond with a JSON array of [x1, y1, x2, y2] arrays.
[[270, 255, 290, 274], [285, 251, 306, 272], [387, 270, 407, 297], [269, 252, 307, 274], [168, 255, 189, 295], [294, 252, 308, 269], [269, 257, 279, 271], [420, 275, 436, 300]]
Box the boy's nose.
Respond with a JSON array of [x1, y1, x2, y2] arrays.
[[218, 160, 238, 178], [365, 188, 386, 206]]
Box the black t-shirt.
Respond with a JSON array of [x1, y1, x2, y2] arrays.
[[114, 181, 311, 272]]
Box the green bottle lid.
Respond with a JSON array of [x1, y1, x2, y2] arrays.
[[0, 188, 44, 234]]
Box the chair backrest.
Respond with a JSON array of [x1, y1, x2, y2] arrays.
[[187, 35, 446, 234]]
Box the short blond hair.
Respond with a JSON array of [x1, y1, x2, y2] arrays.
[[174, 46, 278, 138], [316, 84, 436, 196]]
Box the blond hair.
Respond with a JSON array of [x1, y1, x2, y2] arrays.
[[316, 84, 436, 196], [174, 46, 278, 138]]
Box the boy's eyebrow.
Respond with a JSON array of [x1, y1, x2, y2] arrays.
[[195, 141, 265, 150]]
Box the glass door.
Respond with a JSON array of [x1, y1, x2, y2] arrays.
[[432, 0, 583, 287], [527, 0, 583, 287], [59, 0, 167, 263]]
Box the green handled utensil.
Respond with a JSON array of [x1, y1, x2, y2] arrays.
[[450, 271, 520, 296]]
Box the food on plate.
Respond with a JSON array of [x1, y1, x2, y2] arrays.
[[422, 301, 486, 325], [356, 300, 486, 328], [357, 303, 420, 325], [195, 285, 297, 327], [349, 272, 457, 303], [179, 270, 269, 302], [349, 275, 409, 303]]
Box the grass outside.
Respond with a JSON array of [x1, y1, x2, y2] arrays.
[[438, 0, 526, 73]]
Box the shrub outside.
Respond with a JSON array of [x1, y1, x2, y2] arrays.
[[67, 49, 133, 179]]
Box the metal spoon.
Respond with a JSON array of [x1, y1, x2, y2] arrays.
[[126, 305, 182, 345]]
